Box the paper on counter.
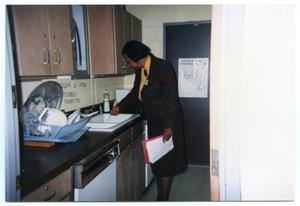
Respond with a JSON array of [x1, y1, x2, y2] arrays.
[[142, 135, 174, 164]]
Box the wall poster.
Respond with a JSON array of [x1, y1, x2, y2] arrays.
[[178, 58, 209, 98]]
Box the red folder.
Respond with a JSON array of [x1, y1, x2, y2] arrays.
[[142, 135, 174, 164]]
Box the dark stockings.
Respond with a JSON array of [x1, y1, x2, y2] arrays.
[[156, 176, 173, 201]]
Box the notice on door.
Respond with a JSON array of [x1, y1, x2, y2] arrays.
[[178, 58, 209, 98]]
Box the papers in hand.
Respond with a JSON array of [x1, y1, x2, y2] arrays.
[[142, 135, 174, 164]]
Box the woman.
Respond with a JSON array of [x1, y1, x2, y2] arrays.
[[111, 40, 187, 201]]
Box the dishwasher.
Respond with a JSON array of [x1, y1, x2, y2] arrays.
[[73, 139, 120, 201]]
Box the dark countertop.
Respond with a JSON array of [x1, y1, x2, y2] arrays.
[[21, 115, 143, 197]]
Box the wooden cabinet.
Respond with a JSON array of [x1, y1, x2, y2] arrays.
[[132, 134, 146, 200], [124, 11, 133, 43], [116, 143, 134, 201], [114, 6, 127, 75], [124, 11, 142, 42], [87, 5, 142, 76], [87, 5, 116, 75], [116, 121, 145, 201], [131, 121, 145, 200], [22, 168, 73, 201], [11, 5, 74, 77], [116, 129, 134, 201], [87, 5, 126, 75], [116, 128, 132, 152], [121, 11, 142, 74], [132, 15, 142, 41]]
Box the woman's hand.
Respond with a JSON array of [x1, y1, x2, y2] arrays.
[[110, 105, 119, 115], [162, 128, 173, 142]]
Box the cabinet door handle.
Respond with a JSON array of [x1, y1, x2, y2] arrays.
[[53, 49, 61, 65], [44, 191, 56, 201], [42, 48, 49, 65]]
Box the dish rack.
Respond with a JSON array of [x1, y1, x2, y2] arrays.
[[23, 116, 91, 143]]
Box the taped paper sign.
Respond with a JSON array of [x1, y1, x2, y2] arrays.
[[178, 58, 209, 98]]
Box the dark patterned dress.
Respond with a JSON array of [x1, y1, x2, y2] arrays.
[[118, 54, 187, 177]]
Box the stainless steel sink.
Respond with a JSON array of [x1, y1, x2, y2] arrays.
[[86, 113, 140, 132]]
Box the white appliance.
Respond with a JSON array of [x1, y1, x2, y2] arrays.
[[73, 140, 120, 201], [144, 120, 154, 188]]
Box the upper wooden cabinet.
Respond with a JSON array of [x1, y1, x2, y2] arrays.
[[87, 5, 142, 76], [132, 15, 142, 41], [87, 6, 116, 76], [124, 11, 133, 44], [114, 6, 127, 75], [11, 6, 74, 77], [122, 11, 142, 74]]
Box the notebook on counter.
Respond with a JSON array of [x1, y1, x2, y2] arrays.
[[142, 135, 174, 164]]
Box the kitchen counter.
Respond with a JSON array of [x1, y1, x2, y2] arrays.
[[21, 115, 143, 197]]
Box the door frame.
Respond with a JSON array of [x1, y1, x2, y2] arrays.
[[163, 20, 211, 166], [209, 5, 243, 200], [162, 19, 213, 181], [5, 8, 21, 201], [163, 20, 212, 163]]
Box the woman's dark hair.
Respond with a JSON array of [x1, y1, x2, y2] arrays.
[[122, 40, 150, 62]]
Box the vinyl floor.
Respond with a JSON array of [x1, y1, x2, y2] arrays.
[[139, 165, 210, 201]]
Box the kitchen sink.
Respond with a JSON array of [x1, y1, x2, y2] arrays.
[[86, 113, 140, 132]]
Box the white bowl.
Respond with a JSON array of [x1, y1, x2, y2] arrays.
[[39, 108, 67, 126]]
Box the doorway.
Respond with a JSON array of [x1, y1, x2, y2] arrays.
[[164, 21, 211, 166]]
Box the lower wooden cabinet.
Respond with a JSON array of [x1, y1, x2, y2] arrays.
[[22, 168, 72, 201], [132, 134, 146, 200], [116, 121, 145, 201], [116, 144, 134, 201]]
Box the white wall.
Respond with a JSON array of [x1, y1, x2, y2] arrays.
[[210, 5, 295, 201], [239, 5, 295, 200]]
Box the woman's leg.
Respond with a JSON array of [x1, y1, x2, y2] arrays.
[[156, 176, 163, 200], [156, 176, 173, 201], [161, 176, 173, 201]]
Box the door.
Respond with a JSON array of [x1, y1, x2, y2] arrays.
[[116, 145, 133, 201], [48, 6, 74, 75], [123, 11, 135, 75], [87, 5, 116, 75], [132, 134, 145, 200], [132, 15, 142, 41], [165, 22, 211, 165], [114, 5, 126, 74], [11, 6, 51, 76], [11, 5, 74, 77]]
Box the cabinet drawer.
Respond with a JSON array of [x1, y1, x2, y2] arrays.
[[115, 129, 132, 152], [22, 168, 72, 201], [132, 121, 144, 141]]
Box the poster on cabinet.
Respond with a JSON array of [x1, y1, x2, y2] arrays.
[[178, 58, 209, 98]]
